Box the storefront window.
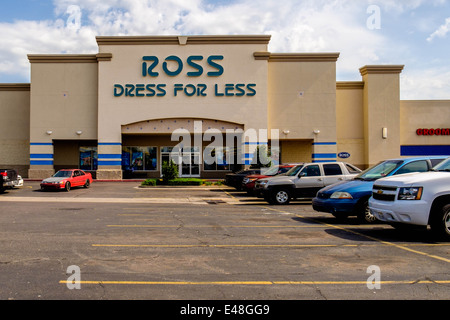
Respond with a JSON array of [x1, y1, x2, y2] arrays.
[[122, 146, 157, 171], [203, 146, 233, 171], [79, 147, 98, 171]]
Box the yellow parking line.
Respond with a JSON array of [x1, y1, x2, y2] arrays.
[[263, 206, 450, 264], [107, 224, 327, 228], [59, 279, 450, 286], [92, 244, 359, 248], [92, 243, 449, 248]]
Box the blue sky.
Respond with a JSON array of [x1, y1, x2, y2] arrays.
[[0, 0, 54, 22], [1, 0, 450, 99]]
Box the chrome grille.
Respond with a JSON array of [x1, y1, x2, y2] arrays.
[[372, 185, 398, 201]]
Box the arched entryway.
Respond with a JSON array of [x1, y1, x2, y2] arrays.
[[121, 118, 245, 179]]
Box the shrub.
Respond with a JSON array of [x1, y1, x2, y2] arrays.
[[141, 179, 157, 186], [162, 160, 179, 183], [167, 178, 203, 186]]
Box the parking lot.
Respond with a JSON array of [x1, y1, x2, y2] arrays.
[[0, 181, 449, 303]]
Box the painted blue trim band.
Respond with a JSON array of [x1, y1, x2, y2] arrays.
[[98, 143, 122, 146], [98, 154, 122, 159], [244, 142, 268, 145], [312, 142, 337, 146], [30, 154, 53, 159], [312, 153, 337, 159], [30, 160, 54, 165], [30, 143, 53, 146], [98, 161, 122, 166], [401, 145, 450, 156]]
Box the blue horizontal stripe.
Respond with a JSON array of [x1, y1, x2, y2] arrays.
[[98, 154, 122, 159], [98, 161, 122, 166], [244, 142, 268, 145], [312, 153, 337, 159], [98, 142, 122, 146], [312, 142, 337, 146], [30, 143, 53, 146], [401, 145, 450, 156], [30, 154, 53, 159], [30, 160, 54, 165]]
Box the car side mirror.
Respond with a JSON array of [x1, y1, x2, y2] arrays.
[[298, 172, 306, 178]]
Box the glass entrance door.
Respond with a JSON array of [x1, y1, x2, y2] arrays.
[[181, 148, 200, 177], [161, 147, 200, 178]]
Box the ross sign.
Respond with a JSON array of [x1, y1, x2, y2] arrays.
[[114, 55, 257, 98], [338, 152, 351, 159], [416, 128, 450, 136]]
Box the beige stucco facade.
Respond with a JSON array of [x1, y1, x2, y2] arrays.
[[0, 35, 449, 180]]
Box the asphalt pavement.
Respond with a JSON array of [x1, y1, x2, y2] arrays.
[[1, 181, 449, 309]]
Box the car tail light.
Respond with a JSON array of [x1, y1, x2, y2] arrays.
[[0, 172, 7, 177]]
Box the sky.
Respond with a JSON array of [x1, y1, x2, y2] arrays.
[[0, 0, 449, 100]]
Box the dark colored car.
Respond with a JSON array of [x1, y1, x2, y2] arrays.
[[225, 168, 262, 190], [0, 169, 18, 192], [242, 164, 298, 195]]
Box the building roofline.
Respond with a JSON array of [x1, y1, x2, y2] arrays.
[[254, 52, 340, 62], [359, 65, 404, 75], [336, 81, 365, 90], [27, 53, 112, 63], [0, 83, 30, 91], [96, 35, 272, 46]]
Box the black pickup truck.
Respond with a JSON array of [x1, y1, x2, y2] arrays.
[[0, 169, 18, 193]]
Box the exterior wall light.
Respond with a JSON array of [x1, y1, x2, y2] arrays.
[[283, 130, 290, 135], [382, 127, 388, 139], [46, 131, 53, 135], [313, 130, 320, 135], [76, 131, 83, 135]]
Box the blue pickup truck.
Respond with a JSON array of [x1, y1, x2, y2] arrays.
[[312, 156, 448, 223]]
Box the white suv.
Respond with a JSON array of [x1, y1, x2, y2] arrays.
[[369, 157, 450, 239]]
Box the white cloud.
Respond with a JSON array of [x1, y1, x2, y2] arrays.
[[401, 67, 450, 100], [427, 17, 450, 42], [0, 0, 449, 99]]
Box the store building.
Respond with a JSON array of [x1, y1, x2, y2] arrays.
[[0, 35, 449, 180]]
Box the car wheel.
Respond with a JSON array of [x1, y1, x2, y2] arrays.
[[65, 182, 71, 192], [357, 201, 378, 224], [272, 189, 290, 205], [430, 204, 450, 240], [84, 180, 90, 188]]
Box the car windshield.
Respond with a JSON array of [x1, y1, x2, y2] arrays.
[[53, 171, 73, 178], [284, 165, 304, 176], [354, 160, 404, 181], [433, 158, 450, 172], [260, 166, 281, 176]]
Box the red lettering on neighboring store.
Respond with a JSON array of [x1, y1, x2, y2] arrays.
[[416, 128, 450, 136]]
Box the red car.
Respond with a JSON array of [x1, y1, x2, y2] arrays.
[[40, 169, 93, 191], [242, 164, 298, 195]]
